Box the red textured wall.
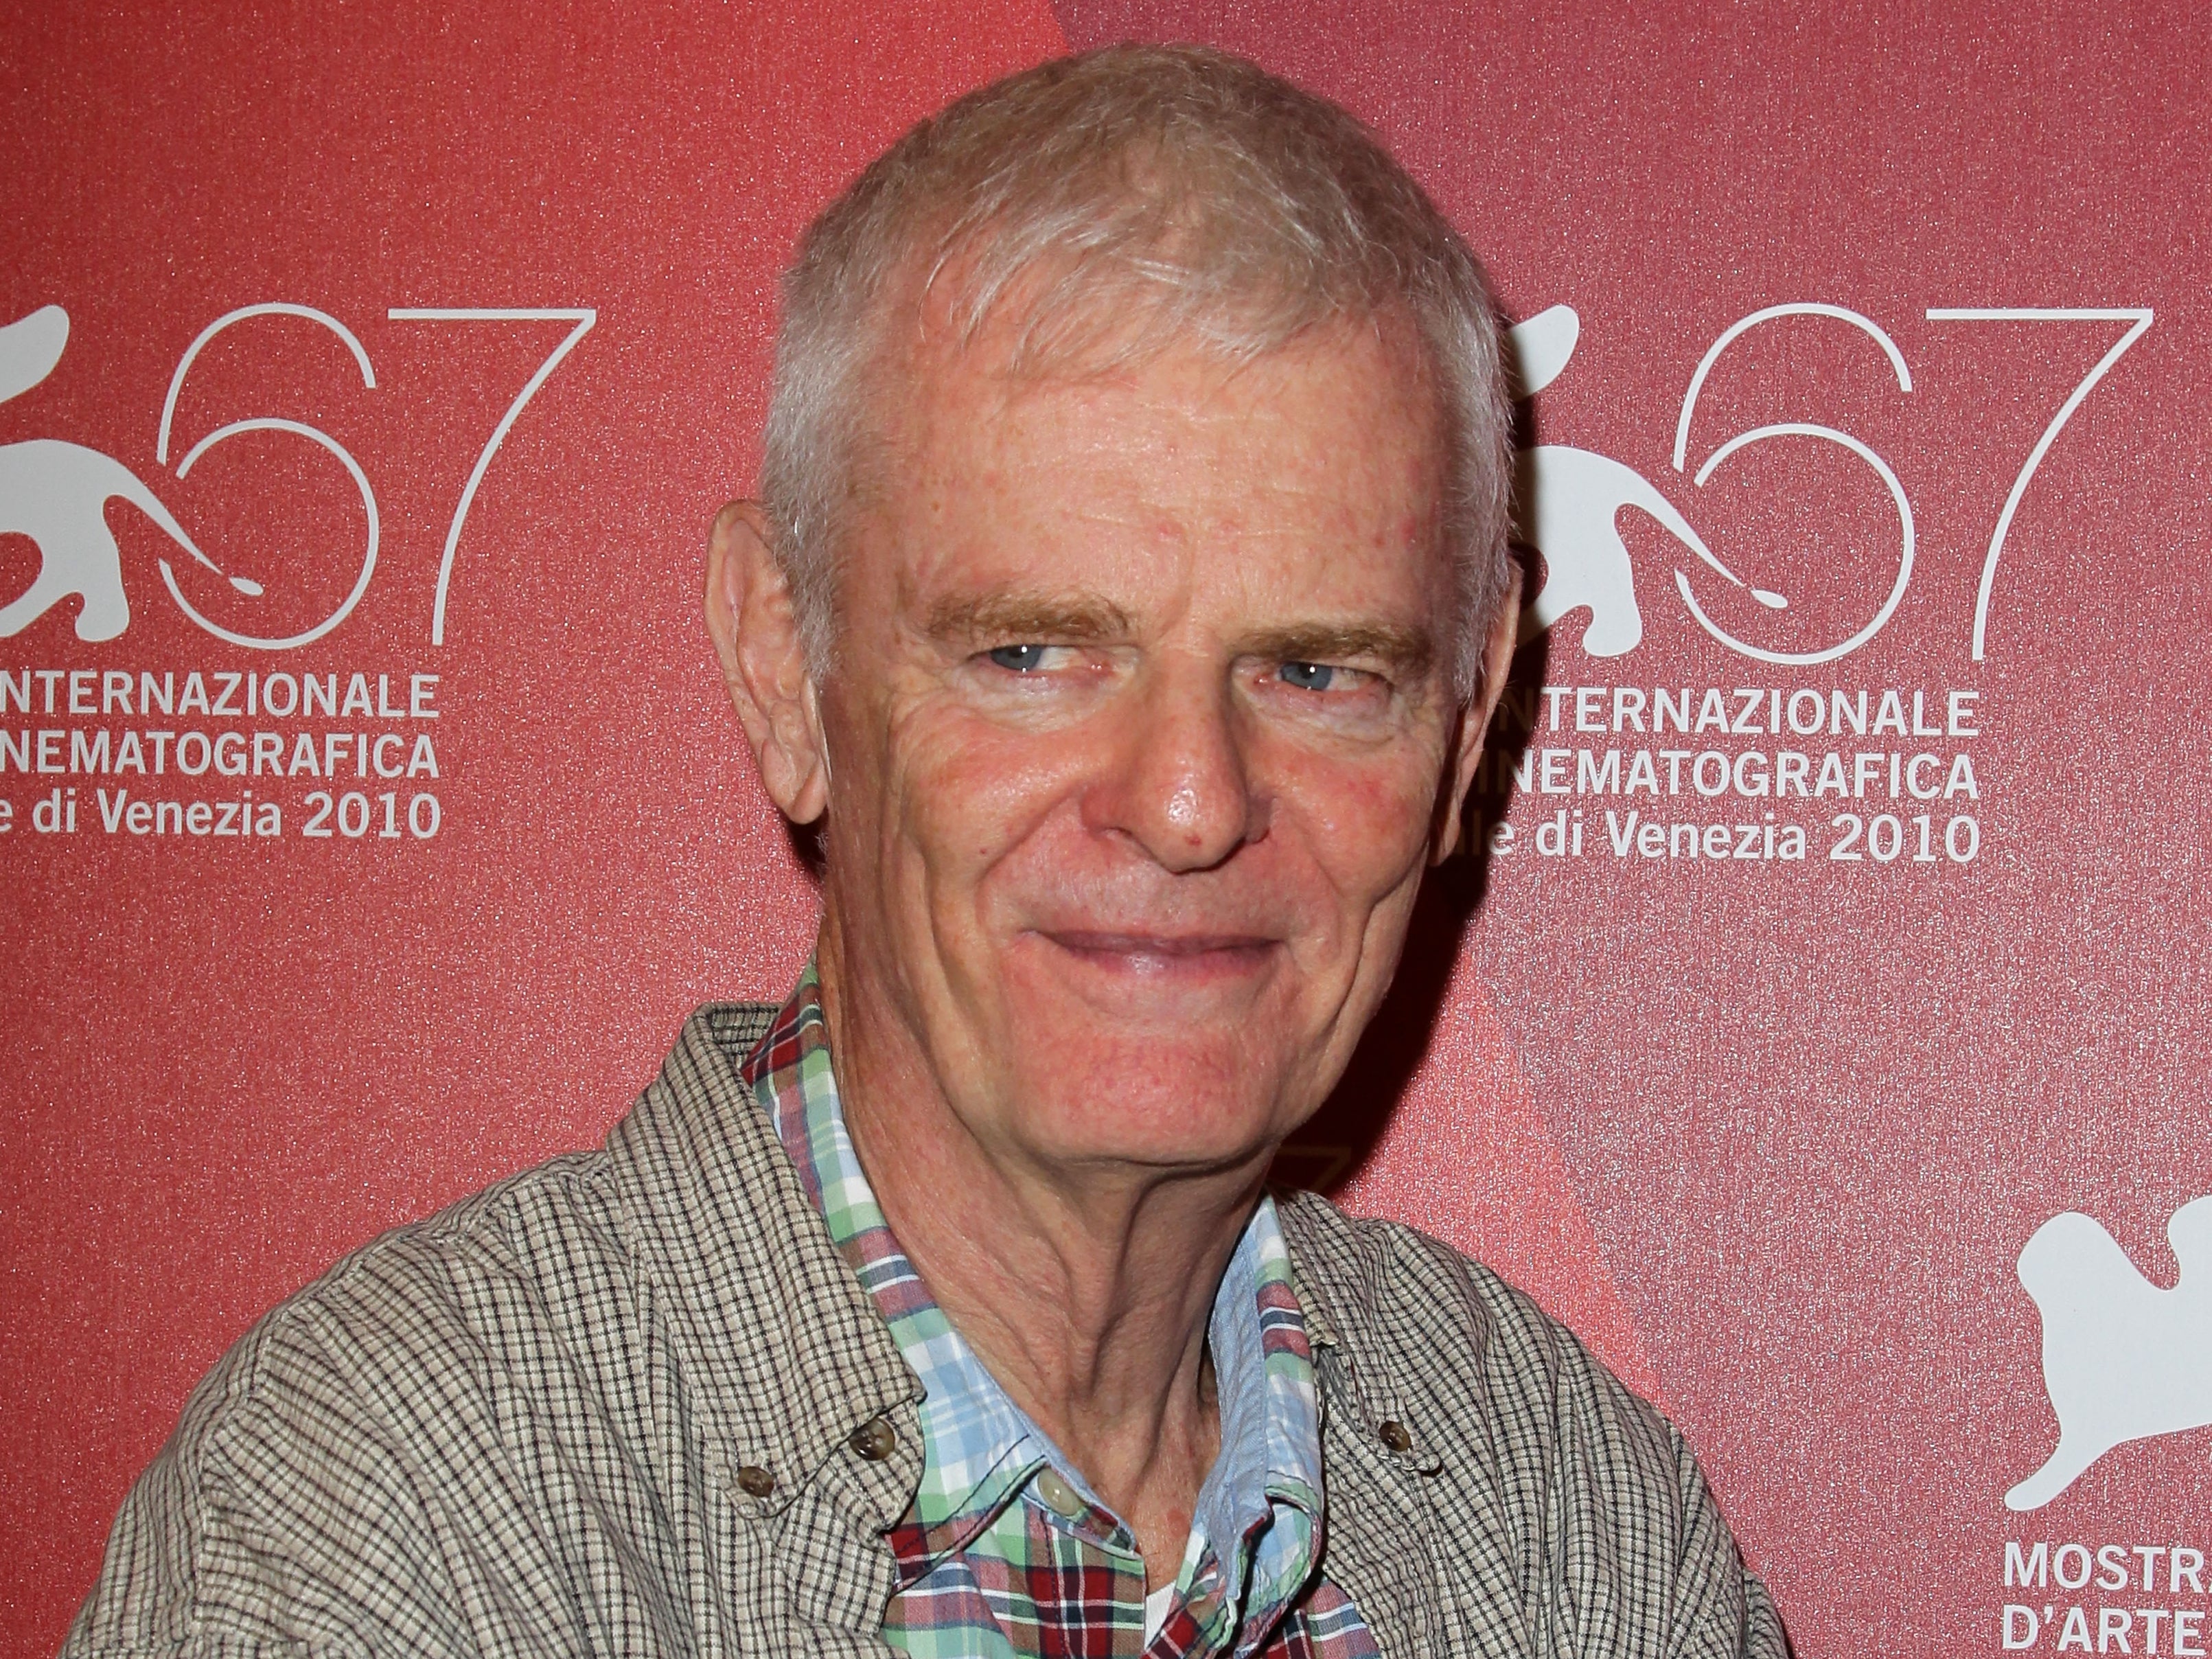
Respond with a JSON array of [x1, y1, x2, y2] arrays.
[[8, 5, 2209, 1655]]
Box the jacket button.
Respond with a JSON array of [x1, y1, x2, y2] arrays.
[[1378, 1420, 1413, 1453], [736, 1464, 776, 1498], [849, 1417, 897, 1461]]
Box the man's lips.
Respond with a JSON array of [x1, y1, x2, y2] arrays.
[[1037, 930, 1281, 974]]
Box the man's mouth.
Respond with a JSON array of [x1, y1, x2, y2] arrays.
[[1038, 930, 1280, 979]]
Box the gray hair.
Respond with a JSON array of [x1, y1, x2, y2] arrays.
[[759, 43, 1513, 698]]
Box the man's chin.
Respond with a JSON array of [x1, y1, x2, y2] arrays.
[[1009, 1084, 1292, 1178], [952, 933, 1329, 1167], [986, 1009, 1311, 1175]]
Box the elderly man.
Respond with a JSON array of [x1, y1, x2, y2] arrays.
[[68, 44, 1783, 1659]]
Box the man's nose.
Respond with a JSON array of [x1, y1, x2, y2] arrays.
[[1081, 664, 1267, 873]]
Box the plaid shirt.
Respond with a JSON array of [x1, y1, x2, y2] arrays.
[[67, 997, 1789, 1659], [739, 965, 1379, 1659]]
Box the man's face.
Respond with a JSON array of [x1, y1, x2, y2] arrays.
[[813, 314, 1474, 1178]]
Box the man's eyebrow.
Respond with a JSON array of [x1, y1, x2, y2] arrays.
[[926, 591, 1136, 642], [1243, 622, 1436, 674]]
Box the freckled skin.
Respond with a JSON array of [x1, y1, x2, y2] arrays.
[[705, 312, 1516, 1587], [823, 325, 1464, 1169]]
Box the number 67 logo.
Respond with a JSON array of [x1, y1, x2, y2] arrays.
[[1513, 302, 2153, 664], [0, 301, 594, 649]]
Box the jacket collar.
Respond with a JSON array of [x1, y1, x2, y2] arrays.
[[603, 1002, 925, 1529], [1275, 1189, 1448, 1476], [1275, 1188, 1532, 1659]]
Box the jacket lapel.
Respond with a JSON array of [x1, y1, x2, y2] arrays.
[[606, 1004, 925, 1635], [1278, 1192, 1538, 1659]]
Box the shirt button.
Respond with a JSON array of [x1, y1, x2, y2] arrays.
[[1378, 1420, 1414, 1453], [849, 1417, 897, 1461], [736, 1464, 777, 1498], [1035, 1467, 1085, 1518]]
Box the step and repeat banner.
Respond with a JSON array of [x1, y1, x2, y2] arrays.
[[5, 3, 2205, 1655]]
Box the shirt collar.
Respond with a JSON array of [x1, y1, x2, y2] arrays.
[[741, 962, 1330, 1638], [743, 963, 1046, 1567]]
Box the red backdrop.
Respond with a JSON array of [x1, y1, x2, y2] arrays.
[[7, 4, 2209, 1655]]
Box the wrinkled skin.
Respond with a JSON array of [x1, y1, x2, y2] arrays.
[[706, 312, 1517, 1585]]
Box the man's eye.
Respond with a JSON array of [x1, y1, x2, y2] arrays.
[[1278, 661, 1339, 692], [986, 644, 1049, 672]]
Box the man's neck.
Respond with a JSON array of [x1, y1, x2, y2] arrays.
[[816, 938, 1267, 1587]]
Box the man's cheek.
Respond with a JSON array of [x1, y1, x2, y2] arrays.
[[890, 738, 1058, 910], [928, 710, 1091, 820], [1287, 755, 1440, 886]]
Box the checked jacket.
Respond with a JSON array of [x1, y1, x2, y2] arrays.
[[67, 999, 1790, 1659]]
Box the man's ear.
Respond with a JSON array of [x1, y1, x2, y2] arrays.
[[1431, 558, 1524, 864], [704, 501, 830, 825]]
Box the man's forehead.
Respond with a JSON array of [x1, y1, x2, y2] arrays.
[[839, 297, 1458, 652], [878, 308, 1449, 507]]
